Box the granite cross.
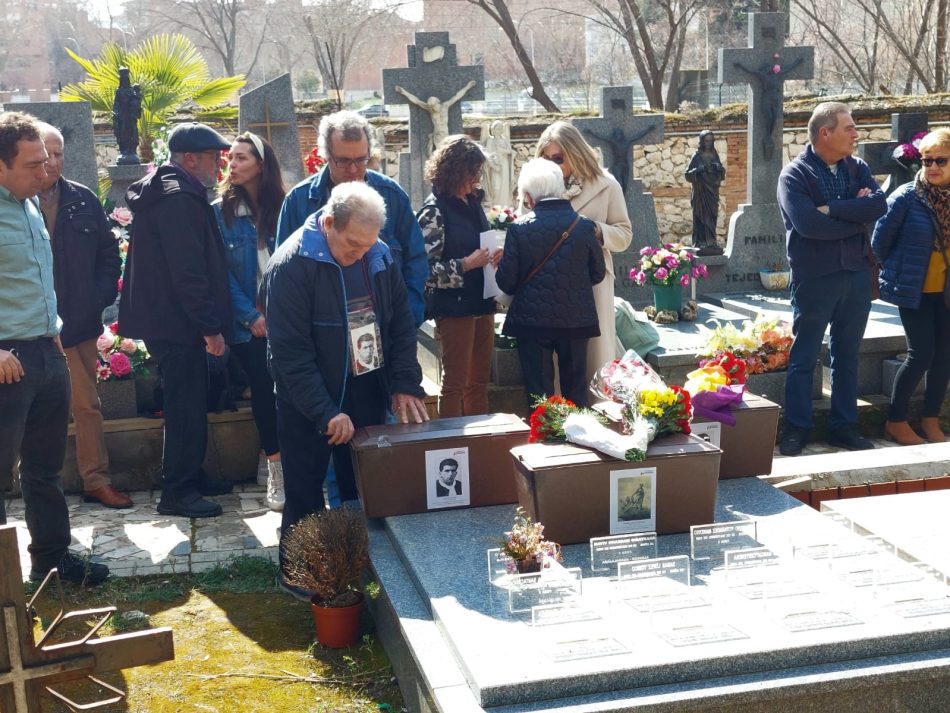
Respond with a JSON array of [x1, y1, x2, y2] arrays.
[[239, 73, 304, 186], [0, 526, 174, 712], [858, 112, 929, 196], [383, 31, 484, 205], [573, 86, 663, 196], [719, 12, 814, 205]]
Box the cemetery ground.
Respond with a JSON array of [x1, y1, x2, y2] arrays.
[[23, 553, 403, 712]]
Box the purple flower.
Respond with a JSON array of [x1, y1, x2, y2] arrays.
[[639, 246, 655, 256], [632, 270, 646, 285], [655, 267, 669, 281], [691, 266, 700, 278], [698, 264, 708, 277], [680, 273, 690, 287], [665, 256, 679, 269], [772, 64, 781, 74]]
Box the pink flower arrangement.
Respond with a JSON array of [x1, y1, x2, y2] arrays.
[[631, 244, 707, 288], [119, 338, 137, 354], [892, 131, 930, 171], [109, 352, 132, 377], [110, 206, 133, 227], [96, 324, 150, 382]]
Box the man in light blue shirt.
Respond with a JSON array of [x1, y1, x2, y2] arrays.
[[0, 111, 108, 585]]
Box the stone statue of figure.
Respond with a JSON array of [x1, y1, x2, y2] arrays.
[[113, 67, 142, 165], [581, 124, 655, 195], [395, 80, 476, 156], [732, 56, 803, 161], [480, 120, 513, 206], [685, 129, 726, 256]]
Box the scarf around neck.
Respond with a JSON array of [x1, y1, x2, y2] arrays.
[[563, 174, 583, 200], [917, 172, 950, 251]]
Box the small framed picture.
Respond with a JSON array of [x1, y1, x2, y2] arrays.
[[350, 324, 380, 375], [609, 467, 657, 535], [425, 447, 470, 510]]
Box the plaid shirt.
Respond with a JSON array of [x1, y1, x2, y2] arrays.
[[815, 160, 851, 203]]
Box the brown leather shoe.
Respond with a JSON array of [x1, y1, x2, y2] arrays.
[[921, 417, 947, 443], [83, 485, 134, 509], [884, 420, 925, 446]]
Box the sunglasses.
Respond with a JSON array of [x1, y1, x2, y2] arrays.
[[544, 154, 565, 165], [921, 157, 950, 167]]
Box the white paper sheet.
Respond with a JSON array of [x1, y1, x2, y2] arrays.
[[480, 229, 505, 299]]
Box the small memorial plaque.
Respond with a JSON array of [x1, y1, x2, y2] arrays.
[[724, 547, 815, 599], [782, 610, 862, 632], [657, 623, 748, 647], [487, 548, 511, 583], [590, 533, 657, 573], [691, 421, 722, 448], [509, 567, 583, 614], [690, 521, 759, 560], [624, 586, 709, 613], [617, 555, 690, 586], [532, 602, 601, 626], [888, 597, 950, 619], [618, 556, 704, 612], [551, 637, 628, 662]]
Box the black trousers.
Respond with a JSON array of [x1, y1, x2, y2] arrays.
[[231, 337, 279, 455], [517, 336, 590, 408], [890, 293, 950, 421], [147, 340, 209, 500], [277, 372, 387, 571], [0, 338, 72, 571]]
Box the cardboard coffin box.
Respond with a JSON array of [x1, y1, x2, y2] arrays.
[[692, 393, 780, 479], [351, 413, 529, 518], [510, 434, 721, 545]]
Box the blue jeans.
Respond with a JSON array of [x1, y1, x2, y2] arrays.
[[0, 338, 72, 571], [785, 270, 871, 431]]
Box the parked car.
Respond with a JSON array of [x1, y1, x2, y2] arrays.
[[358, 104, 389, 118]]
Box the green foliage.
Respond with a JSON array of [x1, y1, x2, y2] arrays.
[[60, 33, 245, 151]]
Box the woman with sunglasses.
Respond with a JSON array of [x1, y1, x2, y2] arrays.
[[417, 135, 499, 417], [214, 132, 288, 507], [872, 128, 950, 445], [536, 121, 632, 381]]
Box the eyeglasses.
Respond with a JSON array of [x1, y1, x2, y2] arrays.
[[328, 154, 370, 169], [921, 157, 950, 167], [543, 154, 565, 165]]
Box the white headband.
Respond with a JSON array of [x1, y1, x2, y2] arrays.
[[242, 132, 265, 163]]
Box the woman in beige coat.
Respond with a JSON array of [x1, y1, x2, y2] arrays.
[[536, 121, 632, 381]]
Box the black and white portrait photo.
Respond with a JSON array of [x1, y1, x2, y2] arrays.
[[425, 447, 470, 510], [350, 324, 381, 375]]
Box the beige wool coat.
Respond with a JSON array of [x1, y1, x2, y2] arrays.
[[569, 171, 632, 382]]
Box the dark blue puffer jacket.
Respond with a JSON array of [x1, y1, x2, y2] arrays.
[[496, 199, 606, 338], [871, 181, 942, 309]]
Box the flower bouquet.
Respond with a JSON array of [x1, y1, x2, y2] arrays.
[[305, 147, 326, 175], [631, 244, 707, 288], [487, 205, 518, 232], [683, 352, 746, 426], [96, 323, 150, 383], [500, 506, 561, 574], [892, 131, 929, 173], [697, 315, 792, 375], [527, 395, 643, 461]]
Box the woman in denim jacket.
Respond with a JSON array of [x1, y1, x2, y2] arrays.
[[213, 133, 287, 509]]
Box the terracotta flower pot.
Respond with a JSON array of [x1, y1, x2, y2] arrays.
[[310, 592, 365, 649]]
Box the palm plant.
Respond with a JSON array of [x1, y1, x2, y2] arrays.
[[60, 34, 245, 160]]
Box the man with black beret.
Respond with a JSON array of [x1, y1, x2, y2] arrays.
[[119, 122, 235, 518]]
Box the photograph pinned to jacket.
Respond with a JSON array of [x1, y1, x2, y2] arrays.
[[350, 323, 382, 375], [426, 447, 471, 510], [610, 468, 657, 535]]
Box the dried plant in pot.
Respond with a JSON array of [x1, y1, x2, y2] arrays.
[[282, 509, 369, 648]]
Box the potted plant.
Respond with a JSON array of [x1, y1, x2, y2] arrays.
[[95, 322, 150, 419], [631, 244, 707, 313], [500, 506, 561, 574], [758, 262, 791, 291], [282, 509, 369, 648]]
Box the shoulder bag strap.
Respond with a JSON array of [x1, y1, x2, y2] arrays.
[[515, 216, 582, 292]]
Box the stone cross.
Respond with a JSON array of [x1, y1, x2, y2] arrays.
[[239, 73, 304, 187], [574, 86, 664, 304], [858, 112, 929, 196], [4, 101, 98, 192], [0, 525, 174, 712], [383, 32, 485, 206], [707, 13, 815, 292]]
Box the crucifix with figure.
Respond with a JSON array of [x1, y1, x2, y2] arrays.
[[858, 112, 929, 197], [383, 31, 484, 205]]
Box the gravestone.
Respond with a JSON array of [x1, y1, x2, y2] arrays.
[[4, 101, 98, 192], [239, 73, 304, 187], [858, 112, 929, 197], [574, 86, 664, 304], [383, 31, 485, 206], [715, 12, 814, 293]]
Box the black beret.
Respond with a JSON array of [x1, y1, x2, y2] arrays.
[[167, 122, 231, 152]]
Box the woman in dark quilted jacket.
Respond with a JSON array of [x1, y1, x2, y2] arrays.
[[496, 159, 605, 407], [871, 128, 950, 445]]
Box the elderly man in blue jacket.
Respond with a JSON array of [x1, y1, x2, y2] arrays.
[[264, 181, 428, 598], [776, 102, 886, 456]]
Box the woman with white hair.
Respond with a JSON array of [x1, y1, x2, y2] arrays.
[[496, 159, 606, 407], [536, 121, 632, 380]]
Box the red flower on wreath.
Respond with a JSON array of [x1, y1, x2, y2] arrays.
[[306, 148, 326, 175]]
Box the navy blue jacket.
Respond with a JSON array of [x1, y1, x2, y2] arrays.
[[777, 144, 885, 282], [871, 181, 942, 309], [275, 167, 427, 326], [262, 212, 424, 432], [496, 199, 605, 338], [49, 178, 121, 348]]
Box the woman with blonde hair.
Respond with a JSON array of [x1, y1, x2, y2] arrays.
[[536, 121, 632, 380]]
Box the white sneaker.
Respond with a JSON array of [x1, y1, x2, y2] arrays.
[[266, 460, 285, 512]]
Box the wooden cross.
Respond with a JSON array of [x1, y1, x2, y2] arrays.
[[246, 100, 290, 144], [0, 525, 174, 712], [719, 13, 814, 205], [573, 86, 663, 196], [858, 112, 929, 196]]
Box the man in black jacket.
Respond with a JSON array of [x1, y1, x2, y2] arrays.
[[119, 122, 234, 518], [263, 182, 428, 597], [37, 123, 131, 509]]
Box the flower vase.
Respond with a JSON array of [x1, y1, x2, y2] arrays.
[[515, 558, 541, 574], [652, 283, 683, 313], [96, 378, 137, 420]]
